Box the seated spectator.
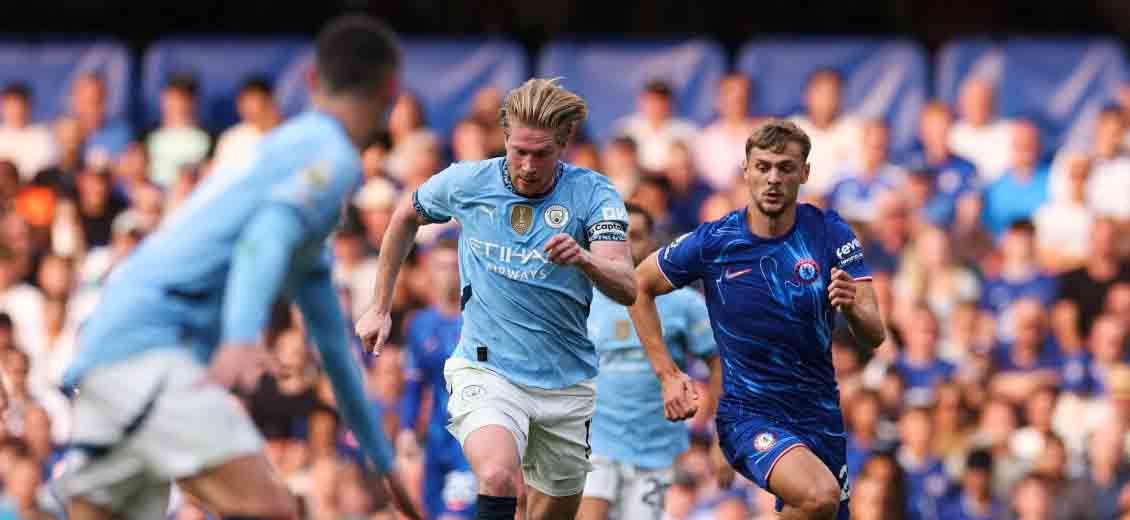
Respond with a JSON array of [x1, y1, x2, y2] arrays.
[[862, 192, 912, 276], [694, 73, 758, 190], [893, 225, 981, 326], [937, 449, 1004, 520], [360, 132, 392, 180], [601, 135, 643, 197], [611, 80, 698, 173], [979, 220, 1058, 340], [825, 119, 906, 224], [0, 162, 17, 213], [902, 101, 980, 229], [990, 299, 1061, 404], [395, 130, 442, 190], [568, 139, 600, 171], [211, 76, 282, 174], [146, 73, 211, 187], [894, 305, 957, 390], [948, 77, 1012, 181], [1053, 218, 1130, 350], [352, 177, 398, 253], [387, 92, 434, 177], [1076, 107, 1130, 221], [980, 120, 1050, 237], [332, 216, 378, 321], [1008, 385, 1058, 466], [790, 69, 863, 198], [897, 405, 953, 520], [1074, 421, 1130, 519], [846, 389, 883, 479], [74, 166, 127, 248], [1034, 153, 1093, 272], [68, 72, 133, 167], [663, 140, 713, 234], [450, 117, 489, 162], [0, 244, 43, 354], [467, 86, 506, 156], [0, 83, 55, 181], [630, 175, 674, 238]]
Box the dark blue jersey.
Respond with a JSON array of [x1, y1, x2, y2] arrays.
[[657, 204, 871, 436]]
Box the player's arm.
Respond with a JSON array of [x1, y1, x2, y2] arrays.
[[292, 266, 421, 520], [628, 252, 698, 421], [829, 269, 885, 350], [546, 236, 636, 305]]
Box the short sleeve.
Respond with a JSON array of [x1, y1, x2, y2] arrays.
[[656, 226, 708, 288], [413, 164, 464, 224], [682, 290, 717, 358], [583, 178, 629, 243], [268, 156, 361, 233], [824, 210, 872, 281]]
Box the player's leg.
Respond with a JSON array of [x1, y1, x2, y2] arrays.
[[521, 381, 596, 520], [64, 498, 114, 520], [769, 447, 841, 520], [577, 455, 621, 520], [176, 454, 297, 518], [621, 466, 672, 520]]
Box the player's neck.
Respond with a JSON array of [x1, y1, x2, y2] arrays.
[[746, 205, 796, 239]]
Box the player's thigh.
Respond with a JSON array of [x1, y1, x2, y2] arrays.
[[521, 380, 596, 499], [445, 358, 531, 488], [64, 497, 115, 520], [767, 445, 841, 514], [621, 466, 672, 520], [716, 417, 803, 493], [579, 455, 621, 520]]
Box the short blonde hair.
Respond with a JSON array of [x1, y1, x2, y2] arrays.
[[498, 78, 588, 146]]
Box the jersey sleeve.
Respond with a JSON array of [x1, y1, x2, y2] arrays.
[[413, 163, 464, 224], [656, 226, 708, 288], [267, 155, 361, 234], [682, 290, 717, 358], [583, 177, 629, 243], [825, 209, 872, 281]]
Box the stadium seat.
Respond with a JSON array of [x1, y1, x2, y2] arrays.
[[735, 37, 929, 158], [274, 38, 528, 143], [142, 36, 310, 133], [936, 37, 1127, 154], [538, 39, 727, 143], [0, 39, 133, 124]]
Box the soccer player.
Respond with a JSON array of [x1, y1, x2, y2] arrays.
[[400, 237, 476, 519], [629, 120, 885, 520], [356, 78, 636, 520], [45, 15, 418, 520], [578, 203, 722, 520]]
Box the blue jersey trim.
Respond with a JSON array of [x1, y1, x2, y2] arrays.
[[413, 190, 451, 224]]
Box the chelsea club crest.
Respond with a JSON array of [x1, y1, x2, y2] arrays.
[[794, 259, 820, 284]]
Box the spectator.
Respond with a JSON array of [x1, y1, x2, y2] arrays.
[[845, 389, 883, 479], [611, 79, 698, 173], [73, 166, 127, 248], [332, 215, 378, 321], [949, 77, 1013, 180], [451, 117, 490, 162], [387, 92, 434, 178], [1074, 421, 1130, 519], [352, 176, 398, 254], [1009, 474, 1052, 520], [0, 454, 44, 519], [211, 76, 282, 173], [981, 121, 1050, 237], [980, 220, 1059, 340], [1080, 107, 1130, 221], [897, 405, 952, 520], [1053, 218, 1130, 349], [568, 140, 601, 171], [396, 130, 442, 190], [895, 305, 957, 391], [0, 162, 17, 213], [0, 83, 55, 181], [629, 175, 674, 237], [903, 102, 980, 228], [663, 140, 714, 234], [0, 244, 43, 355], [1, 350, 68, 445], [825, 119, 906, 224], [467, 85, 506, 156], [110, 142, 150, 203], [858, 451, 911, 520], [1034, 154, 1093, 272], [893, 225, 981, 326], [790, 69, 863, 197], [694, 73, 758, 190], [990, 299, 1060, 405], [146, 73, 211, 187], [601, 135, 642, 197], [360, 132, 392, 180], [1009, 385, 1058, 466], [68, 72, 132, 165], [863, 192, 913, 276], [938, 449, 1004, 520]]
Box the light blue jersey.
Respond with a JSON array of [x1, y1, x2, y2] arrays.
[[588, 287, 716, 469], [413, 158, 629, 389], [64, 111, 395, 472]]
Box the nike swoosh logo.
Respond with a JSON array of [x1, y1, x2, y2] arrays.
[[725, 268, 753, 280]]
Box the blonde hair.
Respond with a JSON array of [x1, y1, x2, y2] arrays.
[[498, 78, 588, 146]]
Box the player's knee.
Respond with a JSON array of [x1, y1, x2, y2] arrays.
[[476, 462, 520, 497], [795, 479, 840, 520]]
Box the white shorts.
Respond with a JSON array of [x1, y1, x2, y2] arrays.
[[583, 455, 672, 520], [444, 357, 596, 497], [41, 348, 264, 517]]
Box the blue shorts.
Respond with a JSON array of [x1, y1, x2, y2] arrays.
[[424, 439, 476, 519], [717, 415, 850, 519]]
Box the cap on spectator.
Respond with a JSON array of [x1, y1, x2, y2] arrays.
[[966, 448, 993, 471], [353, 177, 398, 211], [643, 79, 674, 98], [112, 210, 146, 237], [1107, 364, 1130, 399]]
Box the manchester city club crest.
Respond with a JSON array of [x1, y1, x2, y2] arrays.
[[754, 432, 776, 452], [510, 204, 534, 234], [544, 204, 570, 229], [794, 259, 820, 284]]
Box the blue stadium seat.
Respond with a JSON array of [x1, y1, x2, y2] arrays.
[[538, 39, 727, 143], [142, 37, 310, 133], [735, 37, 929, 157], [274, 38, 528, 143], [0, 39, 133, 124], [935, 37, 1126, 154]]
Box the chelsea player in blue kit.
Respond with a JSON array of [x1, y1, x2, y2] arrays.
[[629, 120, 886, 520], [400, 239, 476, 519], [579, 204, 722, 520], [46, 16, 419, 520], [356, 78, 636, 520]]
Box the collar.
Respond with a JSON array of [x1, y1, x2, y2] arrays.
[[500, 159, 564, 199]]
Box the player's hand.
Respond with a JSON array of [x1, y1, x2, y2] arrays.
[[208, 342, 274, 394], [828, 268, 857, 313], [544, 233, 588, 266], [384, 467, 423, 520], [660, 370, 699, 421], [711, 440, 736, 489], [355, 306, 392, 356]]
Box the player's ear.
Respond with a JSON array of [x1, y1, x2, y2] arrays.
[[800, 162, 810, 185]]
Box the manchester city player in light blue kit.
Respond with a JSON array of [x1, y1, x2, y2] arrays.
[[356, 78, 636, 520], [630, 120, 886, 520], [46, 16, 419, 520], [578, 203, 721, 520]]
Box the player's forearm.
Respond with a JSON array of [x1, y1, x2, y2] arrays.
[[221, 205, 306, 343], [844, 303, 885, 350], [628, 290, 681, 379], [371, 198, 422, 313], [580, 251, 637, 305]]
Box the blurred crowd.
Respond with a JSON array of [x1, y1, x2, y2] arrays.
[[2, 63, 1130, 520]]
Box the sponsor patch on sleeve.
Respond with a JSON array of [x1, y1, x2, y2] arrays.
[[587, 220, 627, 242]]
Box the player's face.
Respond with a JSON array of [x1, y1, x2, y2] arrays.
[[627, 212, 656, 265], [743, 142, 809, 218], [505, 125, 563, 196]]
